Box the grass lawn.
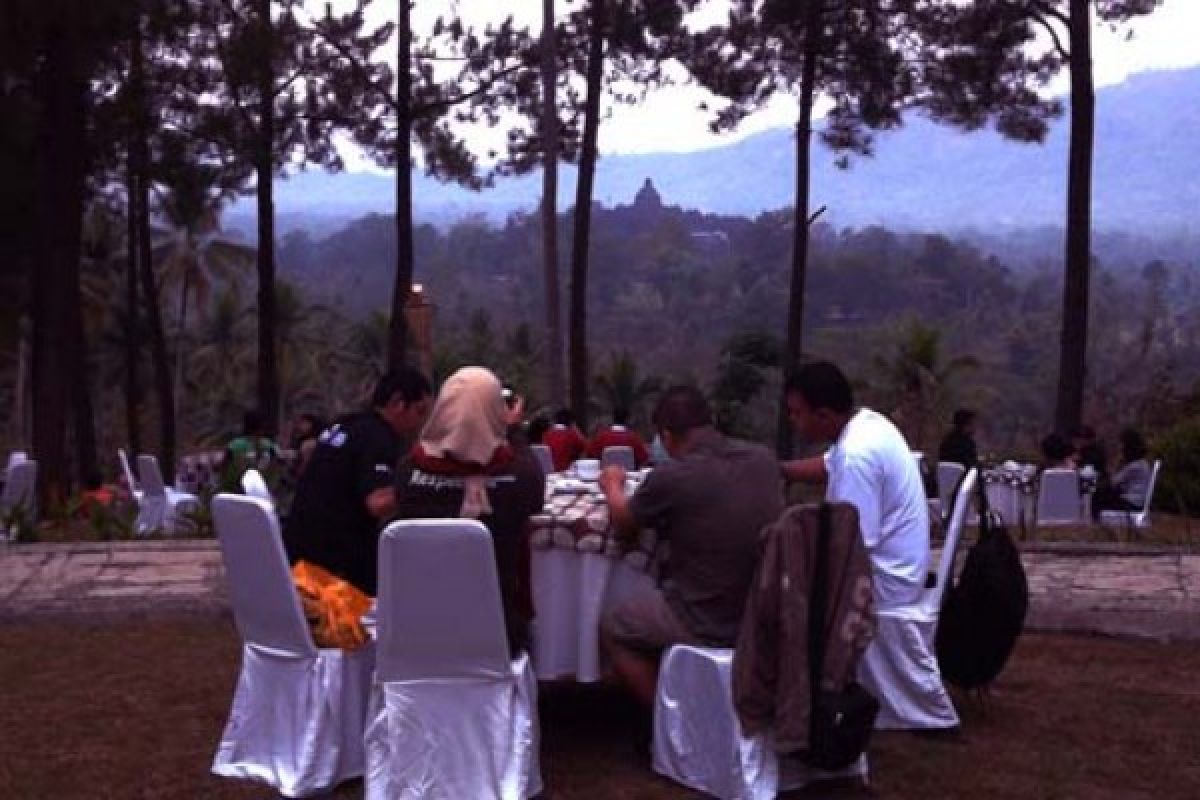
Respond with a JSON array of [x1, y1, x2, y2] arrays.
[[2, 618, 1198, 799]]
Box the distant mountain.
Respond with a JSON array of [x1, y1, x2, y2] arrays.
[[228, 66, 1200, 237]]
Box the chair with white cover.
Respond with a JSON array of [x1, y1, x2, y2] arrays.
[[1035, 468, 1083, 527], [653, 645, 868, 800], [240, 468, 273, 506], [857, 468, 977, 730], [530, 443, 554, 475], [936, 462, 966, 514], [210, 494, 373, 798], [1099, 459, 1162, 533], [365, 519, 541, 800], [117, 448, 142, 502], [600, 445, 636, 470], [135, 454, 199, 536], [1, 459, 38, 539]]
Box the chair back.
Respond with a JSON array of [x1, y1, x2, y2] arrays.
[[531, 444, 554, 475], [211, 494, 316, 657], [926, 468, 977, 613], [936, 462, 966, 511], [118, 449, 139, 493], [136, 454, 167, 498], [1, 459, 37, 518], [601, 445, 636, 470], [1140, 460, 1162, 515], [376, 519, 510, 682], [1036, 468, 1082, 525], [241, 468, 273, 504], [5, 451, 27, 471]]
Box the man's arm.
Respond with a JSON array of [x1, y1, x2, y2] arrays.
[[781, 454, 828, 484], [598, 466, 640, 541], [366, 487, 396, 520]]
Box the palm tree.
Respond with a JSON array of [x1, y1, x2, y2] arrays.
[[591, 350, 661, 430], [872, 321, 979, 453]]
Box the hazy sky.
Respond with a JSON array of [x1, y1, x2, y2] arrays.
[[322, 0, 1200, 164]]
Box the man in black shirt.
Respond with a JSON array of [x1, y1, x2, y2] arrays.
[[938, 408, 979, 468], [283, 367, 432, 595]]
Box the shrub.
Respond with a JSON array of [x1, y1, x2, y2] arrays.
[[1152, 417, 1200, 517]]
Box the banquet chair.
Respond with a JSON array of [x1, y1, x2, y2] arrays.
[[601, 445, 636, 470], [856, 468, 977, 730], [1035, 468, 1083, 527], [117, 448, 143, 503], [1, 459, 38, 539], [653, 645, 868, 800], [936, 462, 966, 515], [240, 468, 273, 507], [135, 454, 200, 536], [1099, 459, 1162, 533], [210, 494, 373, 798], [531, 444, 554, 475], [365, 520, 541, 800]]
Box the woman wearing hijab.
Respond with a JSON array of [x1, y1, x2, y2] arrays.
[[391, 367, 545, 656]]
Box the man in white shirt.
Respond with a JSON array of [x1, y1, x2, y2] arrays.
[[780, 361, 930, 610]]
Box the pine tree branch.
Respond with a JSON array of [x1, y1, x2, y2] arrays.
[[1029, 6, 1071, 60]]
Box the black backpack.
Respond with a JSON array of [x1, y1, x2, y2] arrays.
[[935, 475, 1029, 690]]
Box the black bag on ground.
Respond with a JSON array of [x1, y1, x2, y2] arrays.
[[935, 477, 1029, 690], [805, 504, 879, 770]]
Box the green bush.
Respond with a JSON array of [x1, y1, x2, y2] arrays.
[[1152, 417, 1200, 517]]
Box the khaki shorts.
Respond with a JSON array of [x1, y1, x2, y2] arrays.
[[600, 581, 700, 653]]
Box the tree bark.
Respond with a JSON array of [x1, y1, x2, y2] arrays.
[[541, 0, 565, 406], [31, 21, 88, 504], [568, 0, 605, 429], [132, 15, 176, 482], [256, 0, 280, 433], [775, 0, 822, 458], [1053, 0, 1094, 434], [387, 0, 414, 371], [124, 154, 143, 455]]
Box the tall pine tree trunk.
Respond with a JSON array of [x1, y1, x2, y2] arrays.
[[775, 0, 822, 458], [1054, 0, 1094, 434], [132, 15, 176, 482], [388, 0, 414, 370], [31, 21, 87, 503], [568, 0, 605, 429], [256, 0, 280, 433], [124, 157, 143, 455], [541, 0, 564, 406]]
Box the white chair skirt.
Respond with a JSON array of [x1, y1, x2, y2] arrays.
[[858, 606, 959, 730]]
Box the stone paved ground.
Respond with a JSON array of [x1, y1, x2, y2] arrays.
[[3, 540, 1199, 640]]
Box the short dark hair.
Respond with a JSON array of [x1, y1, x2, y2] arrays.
[[1120, 428, 1147, 461], [1041, 432, 1073, 462], [243, 409, 266, 436], [553, 408, 575, 426], [652, 385, 712, 435], [372, 366, 432, 408], [952, 409, 976, 429], [612, 407, 630, 426], [784, 361, 854, 414]]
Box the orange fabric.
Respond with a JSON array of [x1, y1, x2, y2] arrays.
[[78, 487, 117, 519], [292, 560, 372, 650]]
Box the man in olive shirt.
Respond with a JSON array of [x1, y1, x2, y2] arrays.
[[283, 367, 432, 595], [598, 385, 783, 707]]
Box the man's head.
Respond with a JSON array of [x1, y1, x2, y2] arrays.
[[553, 408, 575, 427], [651, 386, 712, 456], [784, 361, 855, 443], [952, 408, 977, 436], [1041, 432, 1073, 465], [243, 409, 266, 437], [372, 366, 433, 437], [612, 407, 630, 427]]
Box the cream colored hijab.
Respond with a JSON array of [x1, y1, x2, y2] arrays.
[[418, 366, 509, 517]]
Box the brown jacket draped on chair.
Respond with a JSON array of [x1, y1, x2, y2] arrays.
[[732, 502, 875, 753]]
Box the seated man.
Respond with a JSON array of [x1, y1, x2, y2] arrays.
[[597, 386, 783, 707], [542, 408, 587, 472], [586, 407, 650, 467], [938, 408, 979, 469], [283, 367, 432, 595], [219, 408, 281, 494], [781, 361, 930, 610]]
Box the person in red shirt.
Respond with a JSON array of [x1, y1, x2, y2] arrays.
[[542, 409, 588, 472], [586, 408, 650, 467]]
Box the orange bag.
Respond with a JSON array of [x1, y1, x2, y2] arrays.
[[291, 561, 372, 650]]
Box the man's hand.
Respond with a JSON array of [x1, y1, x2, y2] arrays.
[[366, 487, 396, 520], [598, 465, 627, 497], [599, 465, 640, 541]]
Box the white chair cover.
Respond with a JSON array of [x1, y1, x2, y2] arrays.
[[1100, 459, 1162, 531], [1036, 468, 1083, 526], [653, 645, 868, 800], [135, 454, 199, 536], [5, 450, 27, 470], [1, 459, 38, 537], [858, 469, 976, 731], [241, 468, 273, 506], [210, 494, 373, 798], [365, 519, 541, 800], [936, 462, 965, 513], [530, 444, 554, 475], [600, 445, 636, 470], [117, 448, 142, 501]]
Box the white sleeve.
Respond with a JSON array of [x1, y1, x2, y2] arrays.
[[828, 455, 883, 550]]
